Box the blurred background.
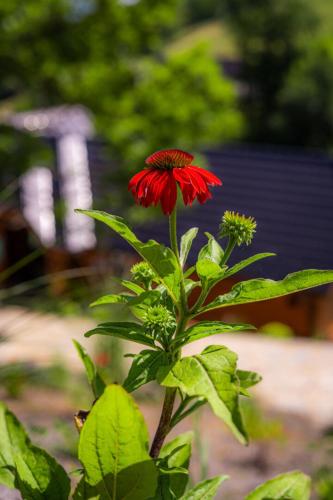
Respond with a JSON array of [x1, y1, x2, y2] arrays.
[[1, 1, 333, 498]]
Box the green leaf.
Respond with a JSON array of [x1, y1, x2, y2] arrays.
[[198, 233, 224, 265], [158, 345, 248, 444], [123, 350, 169, 392], [196, 258, 225, 292], [119, 279, 145, 295], [79, 385, 158, 500], [237, 370, 262, 389], [85, 321, 156, 348], [151, 433, 193, 499], [224, 253, 276, 279], [0, 403, 70, 499], [237, 370, 262, 397], [180, 227, 198, 268], [175, 321, 255, 347], [245, 470, 311, 499], [90, 290, 161, 320], [181, 475, 228, 499], [73, 340, 106, 399], [76, 210, 182, 304], [201, 269, 333, 313]]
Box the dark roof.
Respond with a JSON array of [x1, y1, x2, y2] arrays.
[[131, 145, 333, 280]]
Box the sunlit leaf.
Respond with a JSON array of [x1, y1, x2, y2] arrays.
[[151, 432, 193, 499], [73, 340, 106, 399], [76, 210, 182, 304], [245, 470, 311, 499], [180, 475, 228, 499], [123, 350, 169, 392], [180, 228, 198, 268], [85, 322, 156, 348], [79, 385, 158, 499], [200, 269, 333, 312], [90, 290, 161, 320], [158, 345, 248, 444], [175, 321, 255, 347], [198, 232, 224, 265], [224, 253, 276, 279], [237, 370, 262, 397], [0, 403, 70, 499]]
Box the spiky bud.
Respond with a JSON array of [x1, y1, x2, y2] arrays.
[[130, 261, 155, 288], [143, 305, 176, 341], [219, 211, 256, 246]]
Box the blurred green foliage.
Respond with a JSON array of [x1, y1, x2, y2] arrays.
[[260, 322, 294, 339], [241, 399, 284, 442], [222, 0, 318, 144], [279, 37, 333, 149], [0, 0, 242, 185]]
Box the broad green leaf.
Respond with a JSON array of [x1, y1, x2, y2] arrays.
[[245, 470, 311, 500], [85, 321, 156, 348], [201, 269, 333, 313], [224, 253, 276, 279], [119, 279, 145, 295], [237, 370, 262, 397], [180, 228, 198, 267], [76, 210, 181, 303], [14, 446, 70, 500], [0, 403, 70, 498], [158, 345, 248, 444], [181, 475, 228, 499], [151, 433, 193, 499], [198, 232, 224, 265], [175, 321, 255, 347], [196, 259, 225, 292], [79, 385, 158, 500], [123, 350, 169, 392], [90, 290, 161, 320], [73, 341, 106, 399]]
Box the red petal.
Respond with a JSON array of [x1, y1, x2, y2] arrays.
[[145, 149, 194, 168], [160, 172, 178, 215], [128, 169, 151, 193], [173, 168, 197, 205], [197, 190, 212, 204], [188, 165, 222, 186]]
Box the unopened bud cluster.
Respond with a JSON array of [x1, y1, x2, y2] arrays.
[[219, 210, 256, 246], [143, 305, 176, 342], [130, 261, 155, 288]]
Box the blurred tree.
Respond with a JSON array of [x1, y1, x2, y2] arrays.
[[0, 0, 243, 191], [182, 0, 220, 25], [221, 0, 318, 143], [278, 37, 333, 149]]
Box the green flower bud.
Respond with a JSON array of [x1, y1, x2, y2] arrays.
[[130, 261, 155, 288], [143, 305, 176, 341], [219, 210, 256, 246]]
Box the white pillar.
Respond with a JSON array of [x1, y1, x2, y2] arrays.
[[21, 167, 56, 247], [57, 133, 96, 252]]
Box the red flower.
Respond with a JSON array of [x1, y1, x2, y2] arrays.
[[128, 149, 222, 215]]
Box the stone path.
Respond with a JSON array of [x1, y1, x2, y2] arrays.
[[1, 306, 333, 427]]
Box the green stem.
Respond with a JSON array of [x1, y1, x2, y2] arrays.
[[220, 236, 237, 266], [150, 387, 177, 459], [150, 207, 188, 458], [169, 208, 180, 261]]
